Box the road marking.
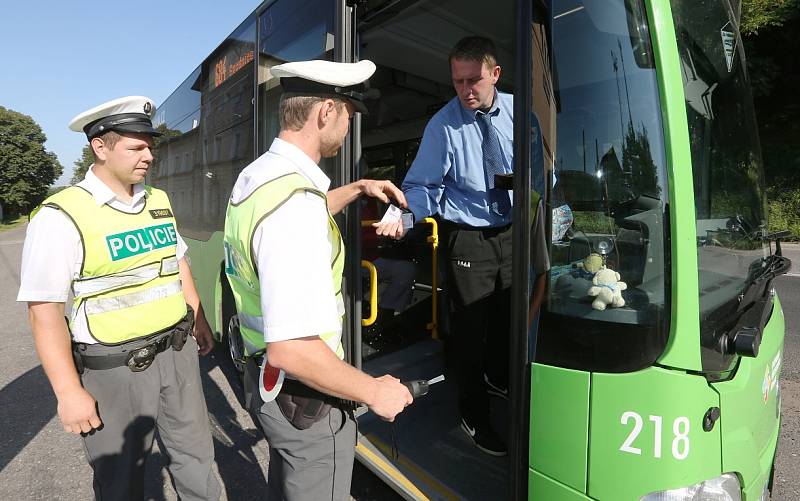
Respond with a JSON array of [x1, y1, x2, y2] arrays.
[[0, 240, 24, 246], [784, 272, 800, 278]]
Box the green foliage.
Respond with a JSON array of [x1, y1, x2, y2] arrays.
[[740, 0, 800, 35], [0, 215, 26, 231], [154, 123, 182, 146], [767, 186, 800, 239], [0, 106, 63, 218], [622, 122, 660, 198], [71, 144, 93, 185], [572, 211, 617, 235]]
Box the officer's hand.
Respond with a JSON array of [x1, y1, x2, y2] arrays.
[[372, 220, 405, 240], [367, 375, 413, 422], [57, 387, 102, 434], [193, 316, 215, 356], [361, 180, 407, 208]]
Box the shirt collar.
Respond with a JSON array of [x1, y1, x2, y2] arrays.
[[463, 89, 501, 121], [77, 166, 146, 207], [269, 137, 331, 192]]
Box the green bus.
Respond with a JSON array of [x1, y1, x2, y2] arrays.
[[151, 0, 790, 498]]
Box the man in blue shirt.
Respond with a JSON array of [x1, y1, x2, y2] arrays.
[[377, 36, 520, 456]]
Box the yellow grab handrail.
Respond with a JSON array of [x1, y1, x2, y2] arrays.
[[421, 217, 439, 339], [359, 216, 438, 337], [361, 260, 378, 327]]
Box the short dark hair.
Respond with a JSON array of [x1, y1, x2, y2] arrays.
[[449, 36, 498, 68]]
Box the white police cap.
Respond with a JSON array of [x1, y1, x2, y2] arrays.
[[271, 60, 376, 114], [69, 96, 161, 140]]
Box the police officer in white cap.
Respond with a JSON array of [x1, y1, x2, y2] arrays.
[[17, 96, 221, 500], [223, 60, 413, 499]]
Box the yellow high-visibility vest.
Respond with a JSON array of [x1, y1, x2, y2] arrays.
[[35, 186, 187, 344], [223, 172, 345, 359]]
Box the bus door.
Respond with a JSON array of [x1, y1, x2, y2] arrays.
[[344, 0, 542, 498]]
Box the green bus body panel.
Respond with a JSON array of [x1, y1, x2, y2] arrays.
[[185, 233, 225, 337], [529, 469, 592, 501], [530, 364, 590, 493], [714, 297, 784, 496], [647, 0, 701, 371], [588, 368, 721, 500]]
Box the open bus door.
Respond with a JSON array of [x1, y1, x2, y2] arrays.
[[343, 0, 543, 498]]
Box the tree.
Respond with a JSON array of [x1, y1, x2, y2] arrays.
[[71, 144, 93, 185], [0, 106, 63, 219], [740, 0, 799, 35]]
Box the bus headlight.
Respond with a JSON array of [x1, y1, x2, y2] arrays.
[[640, 473, 741, 501]]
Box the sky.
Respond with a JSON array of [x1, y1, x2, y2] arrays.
[[0, 0, 261, 186]]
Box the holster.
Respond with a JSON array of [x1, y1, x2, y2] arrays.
[[275, 379, 335, 430], [276, 393, 333, 430]]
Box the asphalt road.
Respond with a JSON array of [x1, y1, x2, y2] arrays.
[[1, 223, 798, 500], [0, 223, 269, 500]]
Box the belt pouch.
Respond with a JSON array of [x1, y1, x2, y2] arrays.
[[171, 306, 195, 351], [275, 392, 332, 430], [71, 345, 85, 375]]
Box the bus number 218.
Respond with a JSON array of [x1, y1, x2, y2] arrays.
[[619, 411, 690, 460]]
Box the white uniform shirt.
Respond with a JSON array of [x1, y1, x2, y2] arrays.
[[17, 167, 188, 344], [229, 138, 342, 343]]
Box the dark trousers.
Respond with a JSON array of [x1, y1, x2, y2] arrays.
[[442, 222, 513, 427]]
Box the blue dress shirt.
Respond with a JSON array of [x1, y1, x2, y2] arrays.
[[402, 91, 514, 227]]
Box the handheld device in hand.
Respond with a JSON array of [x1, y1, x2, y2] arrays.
[[403, 374, 445, 399]]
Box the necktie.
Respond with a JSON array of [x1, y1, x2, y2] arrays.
[[476, 112, 511, 216]]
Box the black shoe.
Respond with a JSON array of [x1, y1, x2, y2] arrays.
[[460, 417, 507, 456], [484, 373, 508, 399]]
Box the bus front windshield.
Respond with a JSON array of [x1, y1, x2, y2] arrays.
[[534, 0, 670, 373], [671, 0, 770, 373]]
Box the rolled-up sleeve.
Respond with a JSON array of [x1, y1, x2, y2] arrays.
[[253, 192, 341, 343], [402, 119, 452, 222]]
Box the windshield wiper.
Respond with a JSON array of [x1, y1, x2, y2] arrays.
[[717, 253, 791, 358]]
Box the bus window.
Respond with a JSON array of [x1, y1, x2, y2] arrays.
[[152, 16, 256, 241], [535, 0, 671, 373], [671, 0, 770, 374], [257, 0, 335, 175]]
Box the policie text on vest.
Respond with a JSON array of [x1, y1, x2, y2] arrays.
[[106, 223, 178, 261]]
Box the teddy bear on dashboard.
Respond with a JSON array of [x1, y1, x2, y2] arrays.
[[587, 267, 627, 311]]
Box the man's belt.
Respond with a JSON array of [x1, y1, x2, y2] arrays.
[[440, 219, 512, 233], [280, 378, 345, 407], [72, 307, 194, 373]]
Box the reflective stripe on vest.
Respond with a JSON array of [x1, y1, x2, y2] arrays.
[[39, 186, 187, 345], [224, 171, 345, 358], [72, 256, 179, 296]]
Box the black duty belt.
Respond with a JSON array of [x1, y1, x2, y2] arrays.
[[440, 219, 512, 234], [249, 352, 354, 410], [280, 378, 346, 408], [72, 307, 194, 373]]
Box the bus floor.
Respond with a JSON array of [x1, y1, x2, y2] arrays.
[[359, 337, 509, 500]]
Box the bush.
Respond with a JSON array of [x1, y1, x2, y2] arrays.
[[768, 186, 800, 240]]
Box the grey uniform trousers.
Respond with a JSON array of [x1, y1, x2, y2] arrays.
[[80, 335, 221, 501], [244, 359, 357, 501]]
